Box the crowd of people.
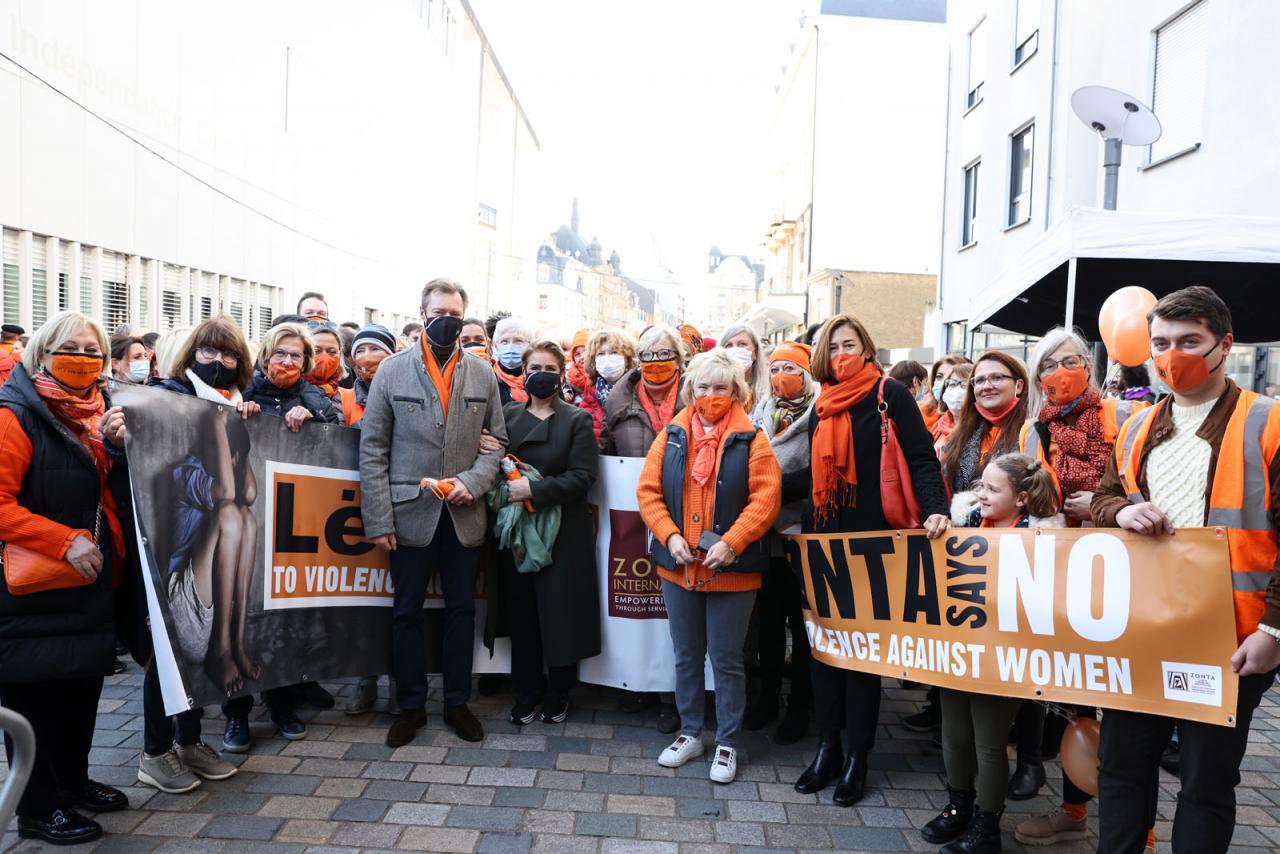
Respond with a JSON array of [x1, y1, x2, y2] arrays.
[[0, 282, 1276, 854]]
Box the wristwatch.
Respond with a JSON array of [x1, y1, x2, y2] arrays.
[[1258, 623, 1280, 645]]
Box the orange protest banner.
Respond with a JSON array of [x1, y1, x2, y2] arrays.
[[792, 527, 1240, 726]]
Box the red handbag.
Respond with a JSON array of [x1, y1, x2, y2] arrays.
[[2, 503, 101, 596], [877, 379, 923, 529]]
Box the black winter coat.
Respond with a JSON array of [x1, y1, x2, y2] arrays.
[[0, 366, 129, 682], [488, 397, 601, 667], [242, 369, 339, 422], [782, 377, 949, 534]]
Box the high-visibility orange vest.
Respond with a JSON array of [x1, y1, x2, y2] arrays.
[[1018, 398, 1150, 499], [339, 386, 363, 427], [1114, 389, 1280, 643]]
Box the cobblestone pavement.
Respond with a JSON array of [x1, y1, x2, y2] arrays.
[[4, 671, 1280, 853]]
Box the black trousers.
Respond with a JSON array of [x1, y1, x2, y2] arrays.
[[390, 512, 478, 709], [1098, 668, 1276, 854], [1014, 699, 1044, 766], [811, 658, 880, 754], [0, 676, 102, 818], [221, 687, 296, 721], [756, 558, 811, 710], [506, 566, 577, 704], [142, 664, 203, 756]]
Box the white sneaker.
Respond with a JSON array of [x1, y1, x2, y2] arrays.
[[709, 745, 737, 784], [658, 735, 704, 768]]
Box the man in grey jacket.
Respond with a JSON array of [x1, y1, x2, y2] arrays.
[[360, 278, 507, 747]]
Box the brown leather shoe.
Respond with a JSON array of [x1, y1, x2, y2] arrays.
[[386, 707, 427, 748], [444, 704, 485, 742]]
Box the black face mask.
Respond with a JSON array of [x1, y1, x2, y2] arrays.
[[425, 315, 464, 348], [192, 360, 236, 390], [524, 370, 561, 400]]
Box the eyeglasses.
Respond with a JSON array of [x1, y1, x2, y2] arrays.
[[270, 349, 305, 364], [640, 349, 678, 363], [943, 378, 966, 390], [307, 320, 339, 334], [970, 373, 1015, 388], [1041, 354, 1088, 372], [196, 347, 239, 367]]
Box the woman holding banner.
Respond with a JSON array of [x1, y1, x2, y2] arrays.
[[788, 315, 950, 806], [744, 341, 816, 744], [242, 322, 339, 430], [0, 311, 132, 845], [637, 350, 781, 784], [601, 323, 687, 730], [492, 340, 600, 725]]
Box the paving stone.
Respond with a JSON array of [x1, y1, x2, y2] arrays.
[[383, 801, 451, 825], [390, 745, 449, 763], [469, 766, 538, 787], [727, 800, 787, 823], [199, 815, 283, 841], [478, 831, 534, 854], [828, 825, 912, 850], [330, 822, 403, 848], [576, 812, 638, 838], [677, 798, 726, 819], [396, 826, 481, 852], [244, 773, 323, 795], [584, 772, 644, 793], [446, 804, 526, 830], [363, 779, 429, 801], [636, 816, 716, 843], [331, 797, 389, 822], [426, 782, 495, 804], [133, 812, 214, 837], [557, 752, 612, 772], [536, 769, 585, 790], [600, 841, 678, 854], [523, 808, 578, 834], [257, 795, 340, 820], [530, 833, 599, 854], [494, 786, 547, 808], [410, 763, 472, 784], [275, 819, 340, 844], [313, 778, 369, 798], [713, 820, 766, 845], [606, 794, 677, 817], [544, 791, 606, 812]]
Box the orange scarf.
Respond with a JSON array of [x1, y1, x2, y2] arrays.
[[421, 341, 459, 418], [639, 380, 678, 435], [32, 373, 126, 562], [811, 358, 882, 523], [691, 408, 731, 486], [494, 362, 528, 403], [567, 363, 589, 392]]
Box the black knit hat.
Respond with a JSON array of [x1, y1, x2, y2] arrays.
[[1, 324, 24, 336], [352, 324, 396, 355]]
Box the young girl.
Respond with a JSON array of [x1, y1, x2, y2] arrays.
[[923, 453, 1062, 853]]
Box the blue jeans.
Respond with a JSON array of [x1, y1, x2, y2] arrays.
[[661, 579, 756, 748], [390, 512, 478, 709]]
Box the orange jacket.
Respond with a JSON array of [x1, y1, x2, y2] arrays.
[[339, 386, 364, 426], [1104, 386, 1280, 642], [637, 403, 781, 592]]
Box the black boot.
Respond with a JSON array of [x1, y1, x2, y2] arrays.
[[793, 733, 843, 793], [940, 807, 1003, 854], [1006, 760, 1045, 800], [921, 788, 975, 844], [772, 698, 808, 746], [743, 687, 779, 731], [832, 750, 869, 806]]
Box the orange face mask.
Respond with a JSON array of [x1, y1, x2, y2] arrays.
[[830, 353, 866, 383], [1155, 344, 1221, 392], [640, 359, 678, 386], [693, 394, 732, 423], [307, 354, 340, 383], [47, 353, 103, 390], [1040, 366, 1089, 405], [353, 351, 387, 383], [771, 372, 806, 400], [268, 363, 302, 388]]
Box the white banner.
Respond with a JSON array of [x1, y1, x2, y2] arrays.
[[579, 455, 712, 692]]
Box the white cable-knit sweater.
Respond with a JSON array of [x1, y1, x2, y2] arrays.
[[1147, 397, 1218, 528]]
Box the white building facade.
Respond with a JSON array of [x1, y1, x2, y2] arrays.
[[0, 0, 540, 338], [938, 0, 1280, 372]]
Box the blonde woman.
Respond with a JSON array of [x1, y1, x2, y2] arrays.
[[243, 322, 338, 430], [719, 322, 770, 410], [637, 350, 781, 784], [602, 323, 685, 458], [580, 329, 637, 442], [0, 312, 131, 843]]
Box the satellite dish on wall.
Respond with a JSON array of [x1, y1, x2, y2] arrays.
[[1071, 86, 1162, 146], [1070, 86, 1163, 210]]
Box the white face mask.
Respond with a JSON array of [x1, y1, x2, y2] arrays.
[[942, 387, 966, 413], [725, 346, 754, 369], [127, 360, 150, 382], [595, 353, 626, 382]]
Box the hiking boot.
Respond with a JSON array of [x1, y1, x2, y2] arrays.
[[1014, 808, 1088, 846], [922, 788, 975, 844], [346, 676, 378, 715]]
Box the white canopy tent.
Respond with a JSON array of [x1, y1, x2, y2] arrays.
[[964, 207, 1280, 342]]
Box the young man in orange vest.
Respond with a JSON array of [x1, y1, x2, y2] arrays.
[[1092, 286, 1280, 853]]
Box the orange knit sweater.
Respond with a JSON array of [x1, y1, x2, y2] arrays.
[[637, 404, 781, 592]]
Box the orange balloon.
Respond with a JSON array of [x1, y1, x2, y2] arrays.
[[1108, 311, 1152, 367], [1060, 717, 1101, 797], [1099, 286, 1157, 348]]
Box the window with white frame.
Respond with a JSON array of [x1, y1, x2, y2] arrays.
[[2, 230, 17, 325], [1150, 0, 1207, 162], [966, 21, 985, 109], [478, 203, 497, 228], [1008, 123, 1034, 226], [961, 160, 980, 246], [31, 236, 48, 330], [1014, 0, 1039, 66]]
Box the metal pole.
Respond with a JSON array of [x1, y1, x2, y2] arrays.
[[1102, 137, 1122, 211], [1065, 256, 1078, 329]]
